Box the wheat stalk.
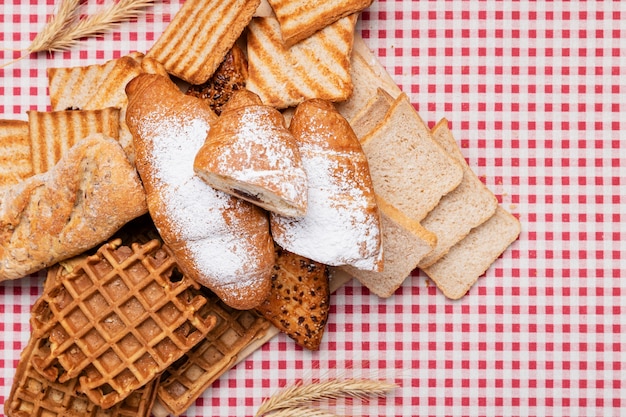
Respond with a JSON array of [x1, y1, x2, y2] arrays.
[[255, 378, 398, 417], [1, 0, 154, 68], [260, 406, 341, 417]]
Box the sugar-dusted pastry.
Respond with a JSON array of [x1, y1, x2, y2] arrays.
[[194, 89, 308, 217], [126, 74, 275, 310], [270, 99, 383, 271]]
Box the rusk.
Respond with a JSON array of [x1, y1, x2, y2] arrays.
[[270, 99, 383, 272], [0, 134, 147, 281], [146, 0, 260, 85], [418, 119, 499, 267], [0, 120, 32, 187], [27, 108, 120, 175], [194, 89, 308, 217], [267, 0, 373, 46], [246, 14, 357, 109], [126, 74, 275, 310]]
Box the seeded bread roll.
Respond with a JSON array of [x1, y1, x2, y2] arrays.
[[126, 74, 274, 310]]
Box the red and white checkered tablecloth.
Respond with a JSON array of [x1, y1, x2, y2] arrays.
[[1, 1, 625, 416]]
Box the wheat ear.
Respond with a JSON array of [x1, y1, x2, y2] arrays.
[[255, 378, 398, 416]]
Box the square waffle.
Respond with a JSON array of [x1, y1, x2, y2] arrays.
[[157, 291, 270, 416], [5, 333, 158, 417], [29, 239, 217, 409]]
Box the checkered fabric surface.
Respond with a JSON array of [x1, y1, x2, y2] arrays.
[[1, 1, 624, 416]]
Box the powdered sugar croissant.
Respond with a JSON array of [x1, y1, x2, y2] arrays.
[[270, 99, 383, 271], [126, 74, 274, 310], [194, 89, 308, 217]]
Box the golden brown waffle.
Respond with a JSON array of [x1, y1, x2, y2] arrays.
[[157, 290, 270, 416], [29, 239, 216, 409], [5, 330, 158, 417]]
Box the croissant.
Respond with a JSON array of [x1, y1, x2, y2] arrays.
[[125, 74, 274, 310], [270, 99, 383, 271], [194, 89, 308, 217]]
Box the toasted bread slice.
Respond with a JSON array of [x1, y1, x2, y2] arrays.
[[0, 120, 33, 187], [421, 206, 521, 299], [246, 14, 357, 108], [147, 0, 260, 85], [267, 0, 373, 46], [27, 108, 120, 175], [418, 119, 499, 267], [255, 245, 330, 350], [340, 196, 436, 298], [360, 93, 464, 222]]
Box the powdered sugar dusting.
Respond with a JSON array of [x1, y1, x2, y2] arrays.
[[131, 107, 270, 293], [211, 106, 307, 203], [271, 141, 382, 270]]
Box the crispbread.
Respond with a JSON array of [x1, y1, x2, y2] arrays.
[[27, 107, 120, 175], [246, 14, 357, 109], [5, 328, 158, 417], [360, 93, 464, 222], [267, 0, 373, 46], [421, 206, 521, 299], [417, 119, 499, 267], [157, 291, 270, 416], [0, 119, 33, 187], [146, 0, 260, 85], [30, 239, 217, 409], [340, 196, 436, 298]]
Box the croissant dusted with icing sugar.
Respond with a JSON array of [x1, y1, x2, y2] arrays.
[[126, 74, 274, 310], [194, 89, 308, 217], [270, 99, 383, 272]]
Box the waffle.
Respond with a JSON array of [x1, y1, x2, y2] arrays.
[[157, 290, 270, 416], [5, 330, 158, 417], [29, 239, 217, 409]]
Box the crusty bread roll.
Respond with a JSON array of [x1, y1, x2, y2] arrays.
[[125, 74, 274, 310], [194, 89, 308, 217], [270, 99, 383, 271], [0, 134, 148, 281]]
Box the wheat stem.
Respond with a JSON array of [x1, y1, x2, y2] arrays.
[[261, 406, 341, 417], [255, 378, 398, 417]]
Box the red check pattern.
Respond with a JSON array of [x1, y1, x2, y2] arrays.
[[1, 1, 625, 416]]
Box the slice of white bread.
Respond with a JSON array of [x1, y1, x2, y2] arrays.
[[0, 120, 33, 187], [417, 119, 499, 267], [267, 0, 373, 46], [146, 0, 260, 85], [360, 93, 464, 222], [348, 87, 394, 139], [421, 206, 521, 299], [27, 108, 120, 175], [246, 14, 357, 109], [340, 196, 436, 298], [335, 35, 401, 121]]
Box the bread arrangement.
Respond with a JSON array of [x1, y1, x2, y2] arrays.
[[1, 1, 520, 416]]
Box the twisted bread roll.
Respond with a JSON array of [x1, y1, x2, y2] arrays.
[[126, 74, 274, 309], [0, 134, 148, 281], [194, 89, 308, 217], [270, 99, 383, 271]]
